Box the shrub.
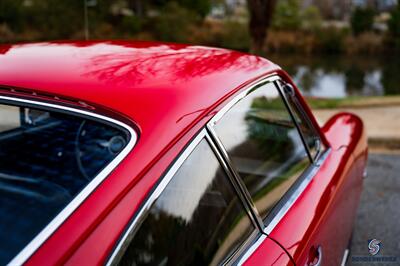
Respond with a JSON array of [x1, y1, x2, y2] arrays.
[[215, 20, 251, 51], [189, 19, 250, 51], [121, 16, 142, 34], [315, 27, 347, 53], [387, 4, 400, 50], [272, 0, 302, 30], [301, 6, 322, 32], [149, 2, 200, 43], [344, 32, 383, 54], [351, 7, 374, 36]]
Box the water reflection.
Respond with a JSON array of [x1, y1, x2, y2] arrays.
[[269, 54, 400, 97]]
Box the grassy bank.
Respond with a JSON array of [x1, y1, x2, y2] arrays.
[[306, 95, 400, 109]]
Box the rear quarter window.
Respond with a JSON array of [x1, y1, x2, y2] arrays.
[[0, 101, 132, 265], [212, 81, 311, 221]]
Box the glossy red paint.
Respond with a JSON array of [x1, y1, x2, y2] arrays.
[[261, 114, 367, 266], [0, 41, 367, 265], [243, 236, 293, 266]]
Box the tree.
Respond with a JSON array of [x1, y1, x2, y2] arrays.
[[388, 3, 400, 50], [272, 0, 301, 30], [247, 0, 277, 53]]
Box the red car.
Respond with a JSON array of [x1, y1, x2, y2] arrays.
[[0, 41, 367, 266]]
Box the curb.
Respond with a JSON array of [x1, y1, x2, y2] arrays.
[[368, 137, 400, 153]]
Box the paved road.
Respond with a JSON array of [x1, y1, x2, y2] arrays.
[[348, 153, 400, 265]]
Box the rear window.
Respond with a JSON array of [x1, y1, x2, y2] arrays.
[[0, 102, 131, 264]]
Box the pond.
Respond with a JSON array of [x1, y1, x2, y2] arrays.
[[268, 54, 400, 98]]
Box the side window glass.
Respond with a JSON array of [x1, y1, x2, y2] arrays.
[[213, 82, 310, 220], [280, 82, 323, 159], [119, 139, 254, 266], [0, 103, 130, 265]]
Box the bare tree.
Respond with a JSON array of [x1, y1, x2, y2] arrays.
[[247, 0, 277, 53]]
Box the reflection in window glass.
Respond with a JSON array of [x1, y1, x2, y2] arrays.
[[119, 139, 254, 266], [214, 82, 310, 220], [281, 83, 322, 159], [0, 103, 130, 265]]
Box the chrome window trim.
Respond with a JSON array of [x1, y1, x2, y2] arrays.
[[205, 74, 332, 264], [236, 233, 267, 265], [0, 95, 138, 266], [262, 149, 330, 235], [340, 248, 350, 266], [275, 80, 324, 163], [205, 133, 263, 265], [106, 129, 206, 265], [207, 75, 281, 231], [205, 132, 262, 231], [207, 124, 264, 231], [107, 129, 261, 265], [210, 75, 281, 125], [273, 80, 314, 163], [234, 150, 330, 265]]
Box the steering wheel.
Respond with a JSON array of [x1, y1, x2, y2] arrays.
[[75, 120, 127, 181]]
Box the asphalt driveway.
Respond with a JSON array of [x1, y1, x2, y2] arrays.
[[348, 153, 400, 265]]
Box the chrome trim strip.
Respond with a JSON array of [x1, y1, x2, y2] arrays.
[[207, 124, 264, 231], [341, 248, 350, 266], [106, 129, 207, 265], [223, 230, 261, 266], [206, 75, 281, 231], [0, 96, 138, 266], [275, 80, 324, 163], [236, 234, 267, 265], [274, 81, 314, 163], [263, 149, 330, 235], [210, 75, 280, 125], [205, 133, 261, 231]]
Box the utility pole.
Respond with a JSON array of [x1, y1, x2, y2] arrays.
[[83, 0, 96, 40], [84, 0, 89, 40]]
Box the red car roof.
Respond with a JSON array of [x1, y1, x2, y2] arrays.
[[0, 41, 280, 179], [0, 41, 278, 125]]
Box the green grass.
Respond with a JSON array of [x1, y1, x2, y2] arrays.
[[305, 95, 400, 109]]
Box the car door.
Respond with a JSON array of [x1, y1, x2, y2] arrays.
[[206, 75, 365, 265]]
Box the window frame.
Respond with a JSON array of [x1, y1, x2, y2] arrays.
[[0, 95, 138, 266], [276, 80, 324, 162], [205, 75, 331, 263], [107, 129, 263, 266]]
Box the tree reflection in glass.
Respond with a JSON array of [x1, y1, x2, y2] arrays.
[[119, 139, 254, 266], [214, 82, 310, 220]]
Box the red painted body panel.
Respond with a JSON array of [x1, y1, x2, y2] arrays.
[[237, 73, 367, 265], [264, 113, 367, 266], [0, 41, 367, 265], [243, 237, 293, 266]]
